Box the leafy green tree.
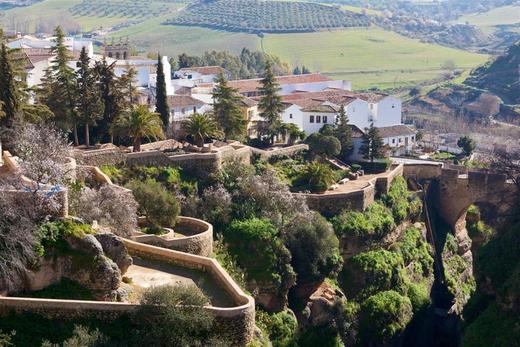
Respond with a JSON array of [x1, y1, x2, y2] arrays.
[[126, 178, 180, 228], [292, 66, 301, 75], [118, 66, 139, 107], [0, 43, 21, 129], [38, 26, 78, 144], [212, 73, 245, 141], [281, 123, 305, 145], [457, 135, 476, 156], [225, 218, 295, 287], [360, 123, 385, 162], [335, 105, 353, 160], [113, 105, 164, 152], [359, 290, 413, 344], [306, 133, 341, 159], [283, 213, 342, 285], [258, 61, 284, 144], [76, 47, 103, 147], [155, 54, 170, 128], [182, 113, 221, 147]]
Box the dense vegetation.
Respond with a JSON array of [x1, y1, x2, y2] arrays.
[[69, 0, 180, 20], [176, 48, 289, 79], [167, 0, 370, 33]]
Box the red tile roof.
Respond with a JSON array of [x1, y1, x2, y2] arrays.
[[167, 95, 207, 108], [178, 66, 228, 75], [377, 125, 415, 138], [229, 73, 331, 93]]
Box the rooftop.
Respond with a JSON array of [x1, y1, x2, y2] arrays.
[[377, 125, 416, 138], [178, 66, 228, 75], [229, 73, 331, 93], [167, 95, 207, 108]]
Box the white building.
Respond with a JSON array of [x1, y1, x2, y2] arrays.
[[378, 125, 416, 152], [174, 66, 231, 84], [228, 73, 352, 97]]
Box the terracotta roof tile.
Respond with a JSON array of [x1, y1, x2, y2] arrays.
[[229, 73, 331, 93], [167, 95, 207, 108], [377, 125, 415, 138]]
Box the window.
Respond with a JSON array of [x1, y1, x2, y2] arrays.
[[289, 113, 293, 119], [193, 106, 197, 113], [187, 74, 192, 79], [310, 115, 314, 123], [181, 108, 186, 114], [392, 139, 395, 144], [323, 116, 328, 123], [316, 115, 321, 123], [399, 138, 402, 143], [411, 136, 415, 141]]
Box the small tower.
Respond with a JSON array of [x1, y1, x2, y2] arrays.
[[103, 37, 130, 60]]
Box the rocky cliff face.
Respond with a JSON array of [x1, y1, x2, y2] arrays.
[[23, 232, 132, 299]]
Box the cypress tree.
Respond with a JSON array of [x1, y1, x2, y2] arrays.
[[360, 123, 385, 163], [155, 54, 170, 129], [38, 26, 78, 144], [77, 47, 103, 147], [335, 105, 353, 160], [212, 73, 245, 141], [95, 58, 121, 143], [258, 61, 284, 144], [293, 66, 301, 75], [0, 43, 20, 128]]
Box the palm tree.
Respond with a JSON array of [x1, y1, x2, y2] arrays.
[[300, 161, 336, 193], [113, 105, 164, 152], [182, 113, 221, 147]]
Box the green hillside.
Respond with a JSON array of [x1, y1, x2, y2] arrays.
[[1, 0, 489, 90], [457, 5, 520, 33], [261, 29, 489, 89]]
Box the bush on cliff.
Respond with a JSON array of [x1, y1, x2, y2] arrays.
[[138, 284, 223, 346], [341, 249, 406, 299], [126, 179, 181, 228], [293, 161, 337, 193], [382, 176, 422, 223], [283, 213, 343, 285], [256, 310, 298, 347], [225, 218, 295, 286], [359, 290, 413, 345], [332, 201, 395, 239]]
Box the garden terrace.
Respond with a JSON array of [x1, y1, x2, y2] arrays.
[[167, 0, 370, 33]]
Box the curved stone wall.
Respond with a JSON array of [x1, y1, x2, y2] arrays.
[[132, 217, 213, 256]]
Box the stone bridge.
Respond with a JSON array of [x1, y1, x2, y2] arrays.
[[403, 163, 516, 234]]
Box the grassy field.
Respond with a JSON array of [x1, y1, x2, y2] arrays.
[[1, 1, 489, 90], [261, 28, 489, 89], [457, 5, 520, 27]]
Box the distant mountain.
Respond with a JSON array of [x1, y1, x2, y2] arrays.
[[465, 41, 520, 105]]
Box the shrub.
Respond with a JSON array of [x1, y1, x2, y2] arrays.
[[225, 218, 294, 286], [382, 176, 422, 223], [341, 250, 405, 299], [126, 179, 180, 228], [36, 220, 96, 257], [407, 282, 430, 313], [256, 310, 298, 347], [42, 325, 105, 347], [332, 202, 395, 239], [294, 161, 336, 193], [284, 213, 343, 284], [0, 330, 14, 347], [359, 290, 413, 344], [138, 285, 220, 346], [306, 133, 341, 158], [395, 227, 433, 278]]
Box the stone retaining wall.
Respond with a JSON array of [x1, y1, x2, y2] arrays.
[[132, 217, 213, 256], [0, 240, 255, 345], [300, 164, 404, 215], [73, 148, 127, 167], [251, 144, 308, 161]]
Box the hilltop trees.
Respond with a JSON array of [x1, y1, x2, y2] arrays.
[[76, 47, 103, 147], [360, 123, 385, 162], [212, 73, 245, 141], [155, 54, 170, 129], [258, 61, 284, 144]]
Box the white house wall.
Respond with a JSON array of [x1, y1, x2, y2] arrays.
[[373, 97, 402, 127], [345, 99, 370, 131], [281, 105, 304, 130], [301, 111, 335, 134]]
